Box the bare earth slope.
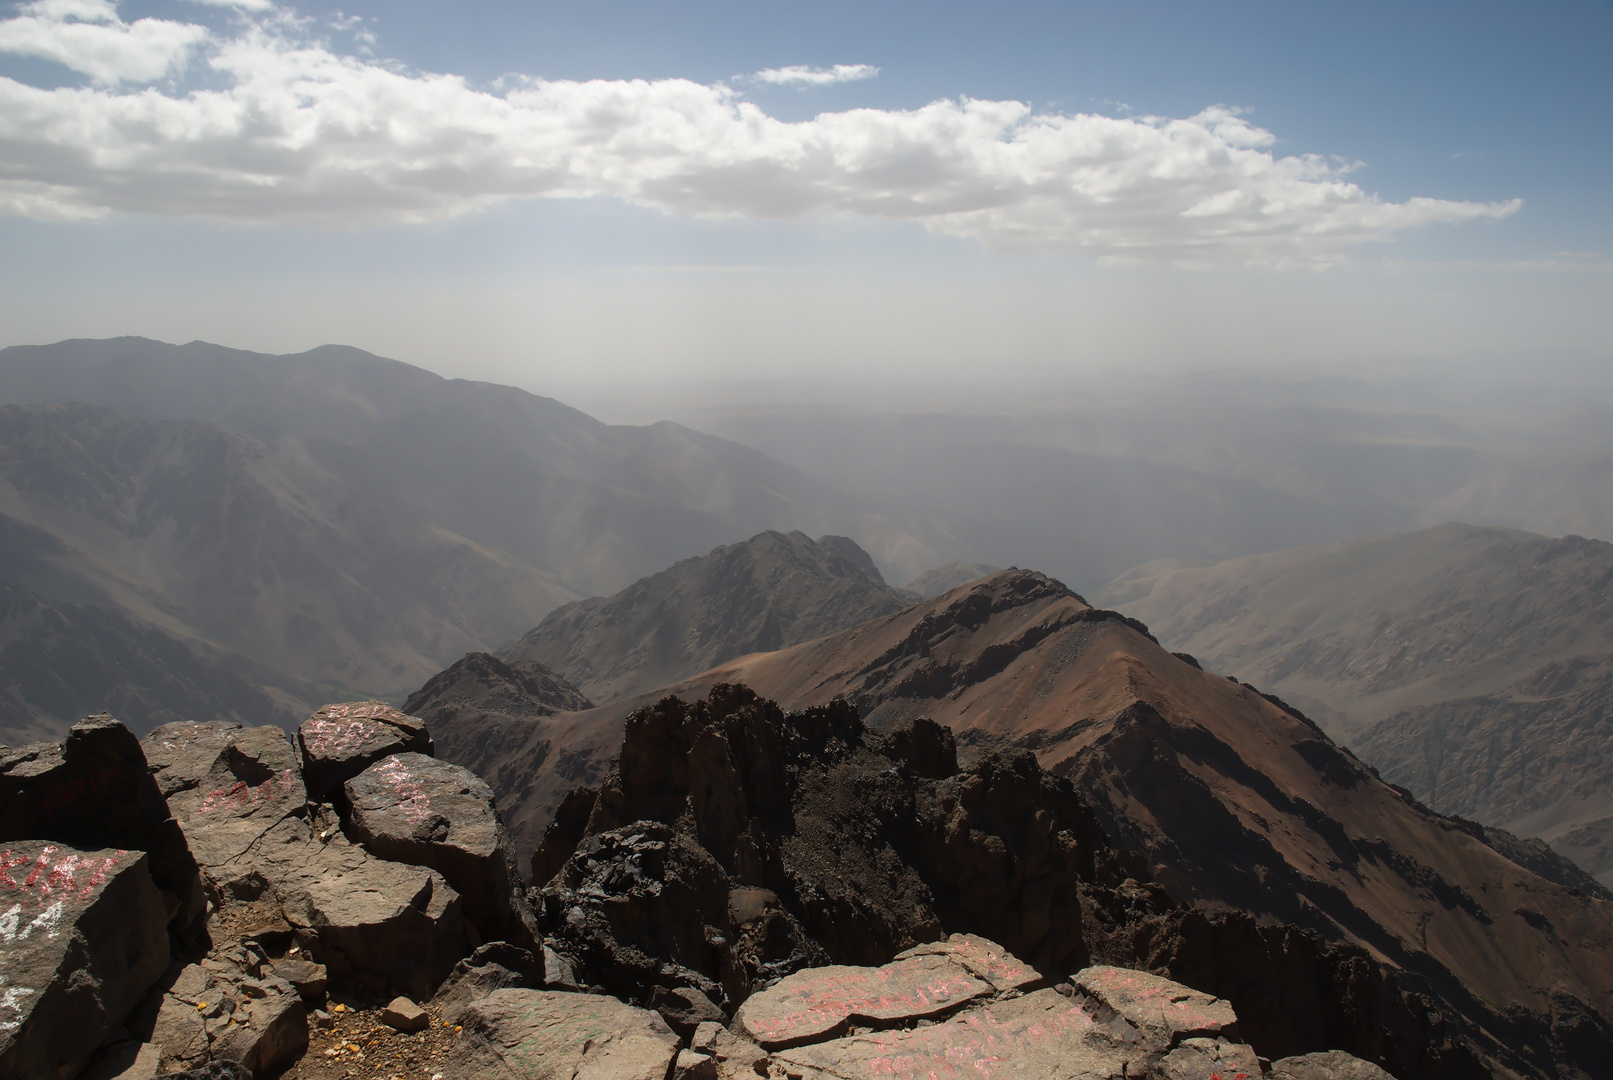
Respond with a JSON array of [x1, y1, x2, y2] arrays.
[[500, 531, 914, 704], [433, 570, 1613, 1078], [1098, 523, 1613, 883]]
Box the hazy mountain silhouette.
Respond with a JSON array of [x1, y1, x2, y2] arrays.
[[500, 530, 913, 703], [0, 338, 957, 740]]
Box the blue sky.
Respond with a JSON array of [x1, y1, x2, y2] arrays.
[[0, 0, 1607, 391]]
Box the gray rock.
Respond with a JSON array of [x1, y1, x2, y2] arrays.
[[442, 988, 680, 1080], [272, 833, 470, 1000], [650, 985, 725, 1037], [893, 933, 1044, 993], [79, 1039, 160, 1080], [142, 722, 306, 903], [297, 702, 432, 801], [734, 951, 993, 1048], [138, 957, 308, 1077], [1073, 964, 1241, 1047], [430, 942, 544, 1025], [345, 752, 539, 950], [1271, 1049, 1400, 1079], [688, 1020, 762, 1080], [0, 842, 170, 1080], [206, 975, 307, 1076], [772, 987, 1132, 1080], [1160, 1036, 1265, 1079], [162, 1063, 250, 1080], [269, 958, 326, 1001], [672, 1048, 716, 1080], [1, 715, 206, 941]]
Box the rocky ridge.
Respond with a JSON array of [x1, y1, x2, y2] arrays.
[[2, 701, 1398, 1080], [429, 571, 1613, 1080]]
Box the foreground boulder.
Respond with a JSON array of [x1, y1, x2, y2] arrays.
[[296, 702, 433, 801], [443, 987, 680, 1080], [345, 752, 539, 951], [143, 715, 479, 1001], [139, 953, 308, 1076], [1, 715, 206, 942], [0, 842, 170, 1080], [271, 829, 471, 1000], [143, 721, 306, 903]]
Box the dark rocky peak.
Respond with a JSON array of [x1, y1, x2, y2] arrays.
[[403, 651, 593, 723], [813, 533, 885, 582]]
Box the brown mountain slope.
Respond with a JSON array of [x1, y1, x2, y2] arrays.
[[433, 570, 1613, 1079], [1097, 523, 1613, 885], [499, 531, 914, 704]]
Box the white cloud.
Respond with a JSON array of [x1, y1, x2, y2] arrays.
[[753, 64, 880, 87], [181, 0, 276, 9], [0, 16, 1521, 264], [0, 0, 208, 85]]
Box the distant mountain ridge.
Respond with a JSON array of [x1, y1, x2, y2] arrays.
[[0, 337, 955, 742], [1101, 522, 1613, 884], [500, 530, 914, 704]]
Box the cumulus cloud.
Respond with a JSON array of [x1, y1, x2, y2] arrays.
[[0, 0, 208, 84], [0, 10, 1520, 264], [753, 63, 880, 86]]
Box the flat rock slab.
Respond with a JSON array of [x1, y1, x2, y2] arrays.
[[345, 752, 538, 948], [444, 988, 679, 1080], [894, 933, 1043, 993], [1271, 1050, 1400, 1080], [297, 702, 432, 801], [143, 722, 306, 884], [0, 842, 170, 1080], [1074, 965, 1239, 1047], [772, 987, 1129, 1080], [735, 952, 993, 1048]]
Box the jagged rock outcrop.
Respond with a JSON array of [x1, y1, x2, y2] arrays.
[[0, 841, 170, 1080], [530, 685, 1458, 1078], [0, 715, 207, 947]]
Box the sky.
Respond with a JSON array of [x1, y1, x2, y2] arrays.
[[0, 0, 1608, 395]]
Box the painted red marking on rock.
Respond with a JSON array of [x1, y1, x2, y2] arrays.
[[196, 770, 297, 814], [0, 847, 121, 907], [375, 756, 432, 824]]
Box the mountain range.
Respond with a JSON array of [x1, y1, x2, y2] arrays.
[[419, 565, 1613, 1080], [1102, 522, 1613, 884], [0, 338, 957, 742]]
